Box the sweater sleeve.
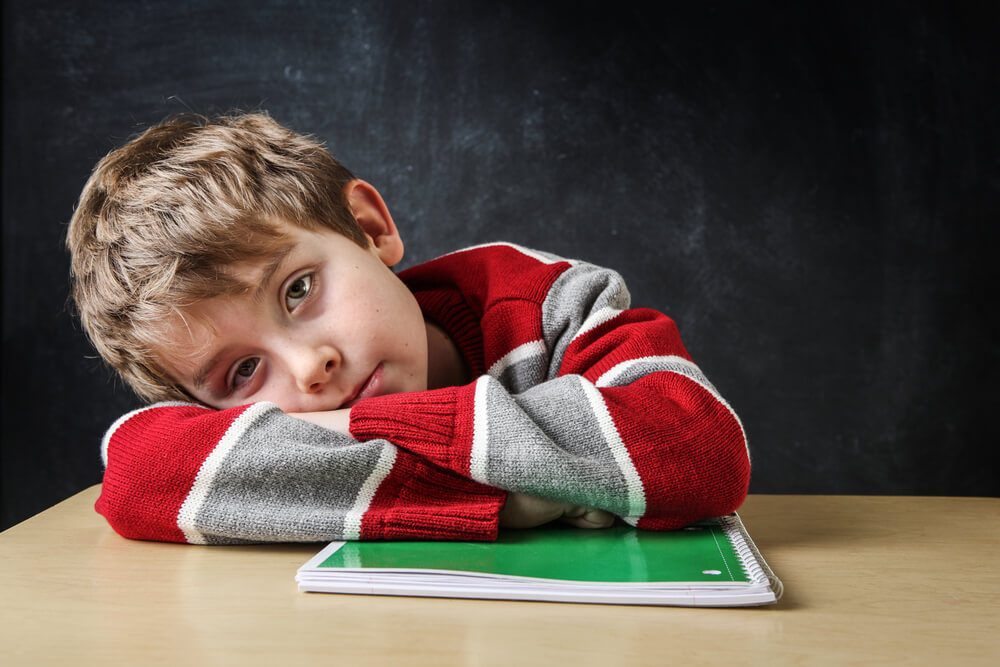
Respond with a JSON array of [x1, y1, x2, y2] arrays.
[[350, 247, 750, 530], [96, 401, 504, 544]]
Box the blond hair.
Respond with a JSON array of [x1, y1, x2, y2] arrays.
[[67, 112, 368, 402]]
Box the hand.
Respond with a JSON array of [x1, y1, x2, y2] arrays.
[[289, 408, 352, 436], [498, 492, 614, 529]]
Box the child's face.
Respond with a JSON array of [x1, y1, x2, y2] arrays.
[[155, 221, 429, 413]]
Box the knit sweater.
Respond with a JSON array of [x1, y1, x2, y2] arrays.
[[96, 243, 750, 544]]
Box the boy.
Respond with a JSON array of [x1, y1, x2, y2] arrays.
[[67, 112, 750, 545]]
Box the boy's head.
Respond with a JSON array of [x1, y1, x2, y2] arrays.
[[67, 112, 426, 407]]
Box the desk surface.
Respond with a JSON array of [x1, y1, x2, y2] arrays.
[[2, 487, 998, 665]]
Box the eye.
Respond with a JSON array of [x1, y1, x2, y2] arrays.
[[285, 274, 312, 311], [232, 358, 259, 390]]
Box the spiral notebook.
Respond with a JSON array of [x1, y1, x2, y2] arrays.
[[296, 513, 782, 607]]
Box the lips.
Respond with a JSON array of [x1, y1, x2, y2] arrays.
[[342, 363, 384, 409]]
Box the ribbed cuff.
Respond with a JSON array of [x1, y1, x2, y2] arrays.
[[349, 384, 476, 472], [361, 450, 505, 541]]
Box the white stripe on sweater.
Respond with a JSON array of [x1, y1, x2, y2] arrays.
[[469, 377, 491, 483], [596, 355, 749, 458], [176, 402, 273, 544], [439, 242, 577, 267], [572, 306, 623, 341], [100, 401, 198, 467], [487, 339, 546, 379], [577, 378, 647, 518], [343, 443, 397, 540]]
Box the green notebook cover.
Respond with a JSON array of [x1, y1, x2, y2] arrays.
[[297, 514, 781, 607]]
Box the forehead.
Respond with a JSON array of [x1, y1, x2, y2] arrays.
[[153, 294, 244, 375]]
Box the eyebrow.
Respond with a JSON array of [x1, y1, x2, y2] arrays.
[[250, 244, 296, 304], [192, 350, 226, 392], [191, 244, 297, 391]]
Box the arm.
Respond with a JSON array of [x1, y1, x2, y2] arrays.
[[292, 408, 615, 530], [349, 247, 750, 530], [97, 402, 505, 544]]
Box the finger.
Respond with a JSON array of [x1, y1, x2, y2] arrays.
[[561, 508, 615, 529]]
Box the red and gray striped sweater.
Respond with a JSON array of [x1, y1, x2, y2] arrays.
[[97, 243, 750, 544]]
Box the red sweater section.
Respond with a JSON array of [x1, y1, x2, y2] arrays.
[[96, 404, 251, 542]]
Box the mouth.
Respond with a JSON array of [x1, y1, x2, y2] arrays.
[[342, 363, 384, 409]]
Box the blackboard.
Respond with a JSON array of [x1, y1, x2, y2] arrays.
[[3, 0, 998, 529]]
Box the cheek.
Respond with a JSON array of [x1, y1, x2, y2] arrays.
[[367, 280, 419, 330], [254, 382, 308, 413]]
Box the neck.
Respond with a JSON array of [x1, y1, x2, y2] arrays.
[[424, 320, 471, 390]]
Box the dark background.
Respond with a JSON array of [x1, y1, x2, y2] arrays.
[[3, 1, 998, 530]]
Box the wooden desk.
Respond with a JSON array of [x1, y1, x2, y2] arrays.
[[2, 487, 997, 665]]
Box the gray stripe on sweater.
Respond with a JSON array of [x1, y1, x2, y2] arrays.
[[494, 350, 548, 394], [483, 375, 632, 516], [541, 261, 631, 380], [195, 409, 383, 544]]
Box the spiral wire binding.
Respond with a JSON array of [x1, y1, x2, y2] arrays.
[[720, 514, 784, 600]]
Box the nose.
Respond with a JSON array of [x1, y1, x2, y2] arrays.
[[290, 344, 340, 394]]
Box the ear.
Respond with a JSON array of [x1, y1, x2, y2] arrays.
[[343, 179, 404, 267]]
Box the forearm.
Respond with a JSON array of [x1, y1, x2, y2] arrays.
[[291, 407, 351, 434], [98, 402, 505, 544], [348, 368, 749, 529]]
